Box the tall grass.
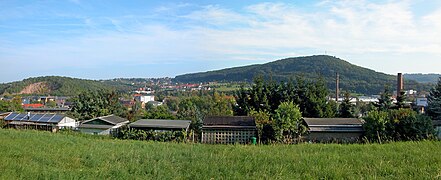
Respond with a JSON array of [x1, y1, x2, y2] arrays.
[[0, 129, 440, 179]]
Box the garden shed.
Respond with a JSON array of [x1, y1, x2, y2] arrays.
[[303, 118, 364, 142], [78, 114, 129, 136], [201, 116, 256, 144], [3, 112, 77, 132], [129, 119, 191, 132]]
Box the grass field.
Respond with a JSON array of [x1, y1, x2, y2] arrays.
[[0, 129, 440, 179]]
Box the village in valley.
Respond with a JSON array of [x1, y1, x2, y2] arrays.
[[1, 0, 441, 178], [0, 71, 439, 144]]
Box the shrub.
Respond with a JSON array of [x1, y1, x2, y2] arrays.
[[120, 129, 187, 142], [363, 109, 435, 142]]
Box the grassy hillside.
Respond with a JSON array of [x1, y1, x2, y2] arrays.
[[175, 55, 431, 95], [0, 129, 440, 179], [0, 76, 135, 96]]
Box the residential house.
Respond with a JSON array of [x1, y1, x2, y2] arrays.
[[78, 115, 129, 136], [3, 112, 77, 132], [201, 116, 257, 144], [303, 118, 364, 142]]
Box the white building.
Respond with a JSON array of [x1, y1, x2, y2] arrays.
[[134, 94, 155, 103]]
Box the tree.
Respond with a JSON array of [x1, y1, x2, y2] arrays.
[[363, 109, 435, 142], [376, 86, 392, 111], [144, 105, 175, 120], [363, 111, 389, 143], [339, 92, 354, 118], [249, 109, 273, 144], [427, 77, 441, 120], [395, 91, 406, 108], [70, 90, 126, 120], [273, 101, 304, 143]]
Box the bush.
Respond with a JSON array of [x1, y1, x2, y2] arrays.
[[363, 109, 435, 142], [120, 129, 187, 142], [273, 101, 305, 143]]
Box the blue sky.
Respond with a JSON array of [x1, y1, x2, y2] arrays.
[[1, 0, 441, 83]]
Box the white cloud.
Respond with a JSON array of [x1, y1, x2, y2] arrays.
[[2, 0, 441, 81]]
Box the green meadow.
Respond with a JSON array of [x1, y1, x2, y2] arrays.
[[0, 129, 440, 179]]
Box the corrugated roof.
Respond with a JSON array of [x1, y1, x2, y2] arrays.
[[78, 124, 114, 129], [203, 116, 256, 127], [100, 115, 128, 124], [82, 115, 129, 125], [129, 119, 191, 129], [303, 118, 363, 126], [4, 112, 67, 124]]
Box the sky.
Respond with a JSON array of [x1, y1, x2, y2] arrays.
[[1, 0, 441, 83]]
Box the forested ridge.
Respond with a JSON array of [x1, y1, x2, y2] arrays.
[[0, 76, 134, 96], [175, 55, 431, 95]]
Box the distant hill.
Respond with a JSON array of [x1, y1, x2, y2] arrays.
[[175, 55, 432, 95], [0, 76, 135, 96], [404, 74, 440, 84]]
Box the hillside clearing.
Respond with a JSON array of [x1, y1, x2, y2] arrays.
[[0, 129, 440, 179]]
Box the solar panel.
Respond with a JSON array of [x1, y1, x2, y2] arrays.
[[4, 113, 19, 121], [14, 114, 27, 121], [30, 114, 44, 121], [47, 115, 64, 123], [38, 114, 54, 122]]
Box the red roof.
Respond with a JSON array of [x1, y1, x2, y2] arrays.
[[23, 104, 44, 108]]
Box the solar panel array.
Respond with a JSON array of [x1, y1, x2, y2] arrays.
[[4, 113, 65, 124]]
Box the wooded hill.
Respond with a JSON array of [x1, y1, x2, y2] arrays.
[[0, 76, 135, 96], [404, 73, 441, 84], [175, 55, 431, 95]]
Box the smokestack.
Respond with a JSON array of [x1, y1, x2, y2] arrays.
[[336, 73, 339, 102], [397, 73, 403, 97]]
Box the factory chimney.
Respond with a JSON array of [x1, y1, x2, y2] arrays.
[[397, 73, 404, 97], [336, 73, 339, 102]]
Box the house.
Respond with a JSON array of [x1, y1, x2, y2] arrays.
[[129, 119, 191, 132], [3, 112, 77, 132], [303, 118, 364, 142], [201, 116, 257, 144], [416, 97, 428, 113], [133, 94, 155, 103], [78, 115, 129, 136], [22, 104, 44, 109]]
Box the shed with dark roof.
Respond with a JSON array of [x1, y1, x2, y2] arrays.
[[303, 118, 364, 142], [129, 119, 191, 132], [202, 116, 257, 144], [78, 115, 129, 136]]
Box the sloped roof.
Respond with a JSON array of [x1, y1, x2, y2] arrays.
[[203, 116, 256, 128], [129, 119, 191, 129], [24, 107, 70, 111], [4, 113, 67, 124], [303, 118, 364, 132], [78, 124, 114, 129], [83, 114, 129, 125], [303, 118, 363, 126]]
